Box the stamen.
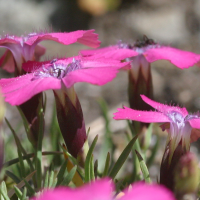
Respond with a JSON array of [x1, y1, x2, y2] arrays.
[[32, 59, 81, 81]]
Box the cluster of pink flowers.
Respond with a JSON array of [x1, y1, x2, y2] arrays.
[[1, 29, 200, 199]]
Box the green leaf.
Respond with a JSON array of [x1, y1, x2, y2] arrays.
[[35, 99, 44, 190], [48, 171, 55, 188], [5, 170, 21, 184], [22, 178, 35, 197], [84, 135, 98, 182], [7, 170, 36, 198], [56, 159, 68, 186], [89, 155, 95, 181], [102, 152, 110, 177], [16, 107, 31, 143], [44, 170, 49, 188], [14, 186, 22, 199], [4, 118, 34, 172], [60, 166, 77, 186], [21, 188, 27, 200], [109, 135, 138, 179], [3, 151, 62, 168], [94, 160, 98, 178], [135, 150, 151, 183], [97, 98, 114, 171], [0, 182, 9, 200]]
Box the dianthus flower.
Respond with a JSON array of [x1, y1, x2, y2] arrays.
[[114, 95, 200, 155], [0, 30, 100, 75], [81, 36, 200, 120], [84, 37, 200, 142], [114, 95, 200, 190], [32, 178, 175, 200], [0, 56, 130, 157]]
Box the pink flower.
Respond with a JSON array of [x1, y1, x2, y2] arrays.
[[0, 56, 129, 105], [114, 95, 200, 153], [0, 30, 100, 74], [81, 37, 200, 69], [32, 178, 175, 200], [0, 57, 130, 157]]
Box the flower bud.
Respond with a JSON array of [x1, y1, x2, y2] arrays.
[[54, 86, 87, 158], [160, 141, 186, 191], [174, 152, 199, 198]]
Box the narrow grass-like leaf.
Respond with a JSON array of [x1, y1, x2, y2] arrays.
[[59, 144, 77, 165], [51, 178, 58, 188], [8, 170, 36, 198], [3, 151, 62, 167], [21, 188, 27, 200], [14, 186, 22, 199], [94, 160, 98, 178], [84, 135, 98, 182], [142, 124, 153, 152], [16, 107, 31, 143], [17, 148, 26, 178], [56, 159, 68, 186], [35, 99, 44, 190], [44, 170, 49, 188], [5, 170, 21, 184], [97, 98, 114, 170], [5, 118, 34, 172], [48, 171, 54, 188], [22, 178, 35, 197], [109, 135, 138, 179], [102, 152, 110, 177], [135, 150, 151, 183], [60, 166, 77, 186], [0, 182, 9, 200], [89, 155, 94, 181]]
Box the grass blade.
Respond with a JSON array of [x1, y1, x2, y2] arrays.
[[84, 135, 98, 182], [135, 150, 151, 183], [109, 135, 138, 179]]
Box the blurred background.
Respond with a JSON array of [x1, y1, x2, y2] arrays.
[[1, 0, 200, 172]]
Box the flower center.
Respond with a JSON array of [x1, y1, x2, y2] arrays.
[[32, 59, 81, 80], [168, 111, 185, 129]]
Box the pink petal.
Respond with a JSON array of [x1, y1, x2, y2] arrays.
[[22, 60, 51, 72], [0, 37, 19, 45], [0, 50, 15, 72], [113, 106, 170, 123], [63, 67, 120, 88], [81, 46, 137, 60], [141, 95, 188, 117], [145, 46, 200, 69], [188, 118, 200, 129], [32, 179, 113, 200], [23, 56, 82, 72], [190, 128, 200, 143], [26, 30, 100, 48], [62, 59, 130, 87], [0, 75, 61, 105], [121, 182, 175, 200]]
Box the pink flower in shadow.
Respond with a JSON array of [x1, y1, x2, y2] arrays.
[[32, 178, 175, 200]]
